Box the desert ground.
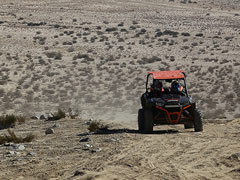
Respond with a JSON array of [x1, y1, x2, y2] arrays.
[[0, 117, 240, 180], [0, 0, 240, 179]]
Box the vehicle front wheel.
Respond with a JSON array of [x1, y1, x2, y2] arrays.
[[138, 109, 144, 132], [143, 109, 153, 133], [184, 123, 193, 129], [193, 108, 203, 132]]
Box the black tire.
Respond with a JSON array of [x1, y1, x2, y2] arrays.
[[143, 109, 153, 133], [193, 108, 203, 132], [138, 109, 144, 131], [184, 123, 193, 129], [141, 94, 146, 109]]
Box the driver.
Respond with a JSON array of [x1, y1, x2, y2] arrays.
[[152, 80, 164, 97]]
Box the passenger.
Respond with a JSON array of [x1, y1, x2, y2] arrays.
[[171, 81, 184, 95]]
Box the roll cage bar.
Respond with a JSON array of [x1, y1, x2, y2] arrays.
[[145, 71, 189, 97]]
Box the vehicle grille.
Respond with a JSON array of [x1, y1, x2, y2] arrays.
[[170, 114, 178, 120], [165, 107, 181, 112]]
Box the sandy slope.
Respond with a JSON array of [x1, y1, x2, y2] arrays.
[[0, 118, 240, 180], [0, 0, 240, 120]]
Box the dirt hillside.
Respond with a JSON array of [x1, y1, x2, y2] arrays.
[[0, 0, 240, 120]]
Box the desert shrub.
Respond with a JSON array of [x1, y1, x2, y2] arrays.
[[181, 45, 190, 50], [16, 115, 25, 124], [45, 51, 62, 60], [141, 56, 161, 64], [64, 30, 74, 35], [132, 20, 138, 24], [88, 120, 109, 132], [0, 129, 35, 145], [195, 33, 204, 37], [63, 41, 73, 45], [67, 47, 75, 52], [191, 42, 198, 46], [221, 50, 229, 53], [48, 109, 66, 121], [220, 59, 229, 64], [56, 108, 66, 118], [129, 25, 136, 30], [106, 27, 118, 32], [170, 56, 175, 61], [0, 115, 16, 129], [225, 36, 233, 41], [0, 114, 26, 130], [67, 109, 79, 119], [0, 89, 5, 97], [73, 53, 94, 61], [233, 62, 240, 66], [225, 92, 235, 100], [181, 32, 190, 36], [33, 36, 46, 45], [163, 30, 179, 37], [118, 22, 124, 26], [155, 31, 163, 37], [118, 38, 124, 42], [233, 113, 240, 119]]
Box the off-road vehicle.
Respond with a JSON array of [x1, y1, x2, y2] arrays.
[[138, 70, 203, 133]]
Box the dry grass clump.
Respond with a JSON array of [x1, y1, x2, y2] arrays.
[[67, 46, 75, 52], [195, 33, 204, 37], [181, 32, 190, 36], [73, 53, 94, 61], [47, 109, 66, 121], [0, 114, 26, 130], [33, 36, 47, 45], [88, 120, 109, 132], [0, 88, 5, 97], [0, 129, 35, 145], [55, 108, 66, 119], [106, 27, 118, 32], [140, 56, 161, 64]]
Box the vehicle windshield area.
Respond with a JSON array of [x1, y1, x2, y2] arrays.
[[149, 79, 186, 97]]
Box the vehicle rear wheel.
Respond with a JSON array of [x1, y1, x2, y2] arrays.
[[144, 109, 153, 133], [193, 108, 203, 132], [138, 109, 144, 132]]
